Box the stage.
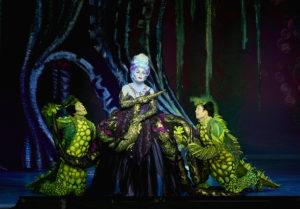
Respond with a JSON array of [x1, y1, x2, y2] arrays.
[[1, 158, 300, 209]]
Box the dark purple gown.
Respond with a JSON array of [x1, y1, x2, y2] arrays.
[[87, 91, 189, 197]]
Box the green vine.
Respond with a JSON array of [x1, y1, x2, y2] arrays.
[[255, 0, 261, 110], [241, 0, 248, 49], [205, 0, 213, 96], [175, 0, 184, 101]]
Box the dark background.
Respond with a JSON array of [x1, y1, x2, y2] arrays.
[[1, 0, 300, 170]]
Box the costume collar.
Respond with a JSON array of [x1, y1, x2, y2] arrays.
[[199, 116, 212, 126]]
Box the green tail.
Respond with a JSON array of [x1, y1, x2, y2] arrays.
[[256, 170, 280, 189], [238, 160, 280, 189], [27, 162, 60, 193]]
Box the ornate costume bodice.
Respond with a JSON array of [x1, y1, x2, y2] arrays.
[[127, 83, 152, 98], [65, 117, 95, 157]]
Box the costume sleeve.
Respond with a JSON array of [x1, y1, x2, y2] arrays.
[[210, 120, 225, 143], [119, 89, 158, 109], [188, 121, 223, 160], [119, 90, 142, 108], [132, 99, 157, 123], [41, 103, 72, 153], [114, 122, 142, 152], [188, 142, 222, 160]]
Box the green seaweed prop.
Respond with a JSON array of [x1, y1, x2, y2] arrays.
[[241, 0, 248, 49], [175, 0, 184, 101], [205, 0, 213, 96], [255, 0, 262, 110]]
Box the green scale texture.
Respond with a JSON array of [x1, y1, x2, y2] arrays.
[[40, 162, 87, 196], [197, 120, 258, 193], [28, 116, 95, 196], [66, 118, 93, 157]]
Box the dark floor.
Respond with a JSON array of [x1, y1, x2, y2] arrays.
[[1, 158, 300, 208]]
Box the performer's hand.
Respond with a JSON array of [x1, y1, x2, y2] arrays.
[[136, 89, 166, 104], [42, 103, 62, 116]]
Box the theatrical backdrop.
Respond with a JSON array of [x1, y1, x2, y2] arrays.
[[0, 0, 300, 195]]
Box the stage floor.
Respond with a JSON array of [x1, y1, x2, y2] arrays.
[[1, 159, 300, 208]]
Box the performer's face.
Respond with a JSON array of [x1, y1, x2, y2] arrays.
[[75, 101, 87, 116], [195, 105, 207, 120], [133, 67, 147, 83]]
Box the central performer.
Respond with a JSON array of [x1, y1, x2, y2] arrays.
[[88, 53, 191, 197]]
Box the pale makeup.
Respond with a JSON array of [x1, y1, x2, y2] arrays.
[[74, 101, 87, 116], [195, 105, 207, 120], [133, 67, 147, 83]]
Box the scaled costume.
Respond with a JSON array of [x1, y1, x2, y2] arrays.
[[181, 97, 280, 194], [27, 99, 96, 196]]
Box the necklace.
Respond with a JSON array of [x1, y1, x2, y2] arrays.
[[129, 83, 148, 98]]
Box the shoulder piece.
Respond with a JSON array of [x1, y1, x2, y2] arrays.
[[214, 114, 243, 159], [209, 119, 225, 143], [213, 114, 229, 132]]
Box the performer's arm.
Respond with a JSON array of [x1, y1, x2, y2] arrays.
[[119, 86, 160, 109], [188, 121, 224, 160], [132, 98, 157, 123]]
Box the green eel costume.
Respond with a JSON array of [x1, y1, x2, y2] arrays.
[[27, 97, 96, 196], [174, 96, 280, 194]]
